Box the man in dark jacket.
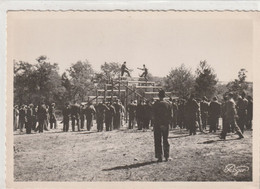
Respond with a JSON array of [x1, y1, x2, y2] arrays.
[[62, 103, 70, 132], [153, 90, 172, 162], [186, 94, 199, 135], [49, 103, 57, 129], [105, 102, 116, 131], [127, 100, 136, 129], [70, 103, 80, 132], [96, 101, 107, 132]]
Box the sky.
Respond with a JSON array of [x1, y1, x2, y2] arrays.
[[7, 11, 253, 82]]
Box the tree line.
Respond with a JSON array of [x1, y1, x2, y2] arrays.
[[14, 56, 252, 108]]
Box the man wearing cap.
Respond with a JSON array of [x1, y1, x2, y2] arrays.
[[220, 93, 244, 139], [152, 90, 172, 162]]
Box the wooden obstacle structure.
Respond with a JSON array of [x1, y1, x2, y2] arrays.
[[88, 76, 173, 105]]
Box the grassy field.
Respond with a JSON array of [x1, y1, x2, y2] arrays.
[[14, 123, 252, 182]]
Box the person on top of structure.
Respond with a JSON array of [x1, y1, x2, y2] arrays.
[[121, 61, 131, 78], [137, 64, 148, 81]]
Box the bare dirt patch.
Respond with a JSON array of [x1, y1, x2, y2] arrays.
[[14, 123, 252, 181]]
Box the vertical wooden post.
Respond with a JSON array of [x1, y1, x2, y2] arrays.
[[111, 79, 114, 102], [96, 88, 98, 105], [104, 84, 107, 102], [119, 79, 121, 100], [133, 84, 136, 101], [125, 82, 128, 124]]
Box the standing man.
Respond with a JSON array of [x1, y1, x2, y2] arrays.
[[136, 100, 144, 130], [85, 102, 96, 131], [186, 94, 199, 135], [13, 105, 19, 131], [25, 104, 34, 134], [37, 102, 47, 133], [236, 91, 248, 133], [113, 99, 123, 129], [70, 103, 80, 132], [49, 103, 57, 129], [62, 103, 70, 132], [143, 100, 152, 130], [96, 101, 107, 132], [208, 97, 221, 133], [121, 62, 131, 77], [220, 93, 244, 140], [247, 96, 253, 130], [18, 105, 26, 132], [152, 90, 172, 162], [105, 102, 116, 131], [200, 96, 209, 131], [79, 103, 85, 129], [127, 100, 136, 129], [171, 99, 178, 129]]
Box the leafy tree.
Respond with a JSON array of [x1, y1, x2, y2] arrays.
[[14, 56, 65, 106], [195, 60, 218, 98], [66, 60, 95, 102], [164, 64, 195, 98], [226, 68, 249, 98], [100, 62, 121, 82]]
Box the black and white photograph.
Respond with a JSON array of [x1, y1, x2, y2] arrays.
[[5, 10, 260, 188]]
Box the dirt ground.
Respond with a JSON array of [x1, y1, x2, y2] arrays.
[[13, 122, 252, 182]]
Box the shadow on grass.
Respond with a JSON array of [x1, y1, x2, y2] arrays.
[[102, 161, 157, 171], [168, 134, 190, 139], [198, 138, 241, 144], [75, 131, 96, 135]]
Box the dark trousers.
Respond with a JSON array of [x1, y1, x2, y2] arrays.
[[80, 117, 85, 129], [113, 114, 120, 129], [154, 125, 170, 159], [97, 117, 104, 131], [128, 114, 135, 129], [86, 116, 93, 131], [237, 112, 247, 133], [209, 116, 218, 132], [121, 70, 131, 77], [143, 118, 150, 129], [221, 117, 243, 139], [50, 116, 57, 129], [19, 119, 25, 131], [71, 116, 80, 131], [201, 113, 208, 130], [188, 117, 196, 135], [63, 118, 69, 132], [38, 119, 44, 133], [105, 118, 113, 131], [25, 121, 32, 134]]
